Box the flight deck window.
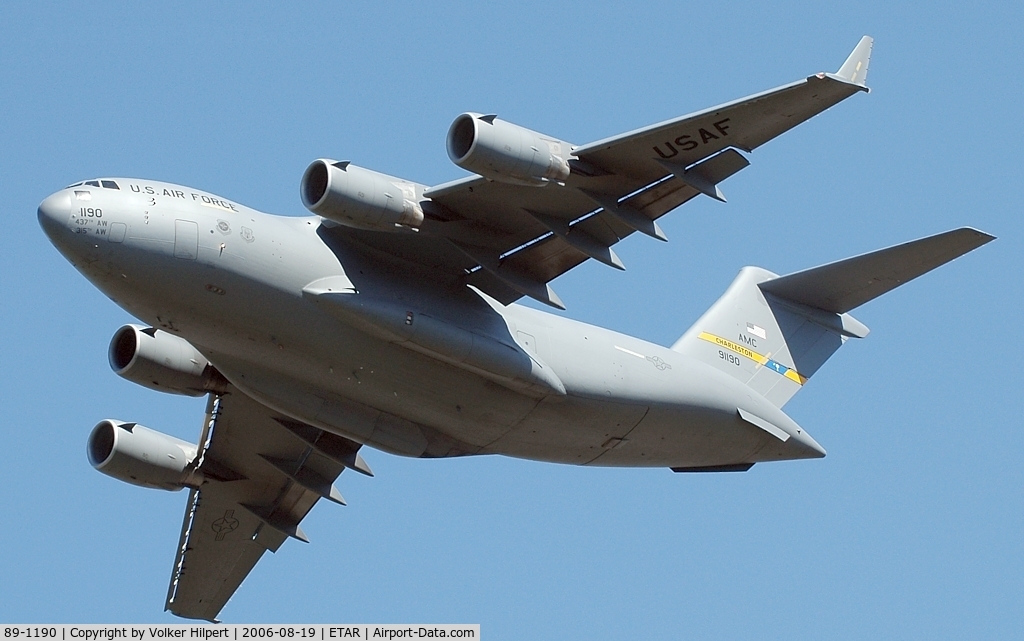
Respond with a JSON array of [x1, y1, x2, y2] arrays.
[[85, 180, 100, 187], [101, 180, 119, 189]]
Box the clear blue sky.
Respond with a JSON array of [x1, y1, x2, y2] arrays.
[[2, 1, 1021, 637]]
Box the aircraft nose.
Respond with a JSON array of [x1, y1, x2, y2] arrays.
[[37, 190, 71, 240]]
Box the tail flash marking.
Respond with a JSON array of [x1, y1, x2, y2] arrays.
[[697, 331, 807, 385]]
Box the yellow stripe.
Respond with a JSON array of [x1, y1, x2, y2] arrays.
[[698, 332, 767, 365], [698, 331, 806, 385], [784, 369, 808, 385]]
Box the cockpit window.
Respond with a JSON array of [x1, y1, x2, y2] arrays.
[[65, 179, 120, 190]]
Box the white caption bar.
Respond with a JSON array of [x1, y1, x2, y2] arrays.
[[1, 626, 479, 641]]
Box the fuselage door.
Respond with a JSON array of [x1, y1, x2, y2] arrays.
[[174, 220, 199, 260]]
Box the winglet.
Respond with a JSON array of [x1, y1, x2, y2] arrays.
[[835, 36, 873, 87]]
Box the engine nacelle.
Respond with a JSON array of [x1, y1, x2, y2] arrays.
[[446, 113, 572, 186], [301, 160, 424, 231], [87, 419, 198, 491], [109, 325, 225, 397]]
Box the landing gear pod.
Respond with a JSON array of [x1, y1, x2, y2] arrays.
[[301, 160, 424, 231], [446, 113, 572, 186], [87, 420, 198, 491]]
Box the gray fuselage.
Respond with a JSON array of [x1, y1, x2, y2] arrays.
[[38, 179, 825, 468]]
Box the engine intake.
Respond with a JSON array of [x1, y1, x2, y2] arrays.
[[109, 325, 226, 396], [88, 420, 198, 491], [446, 113, 572, 186], [301, 160, 424, 231]]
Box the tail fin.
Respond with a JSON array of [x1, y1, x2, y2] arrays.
[[672, 228, 993, 408]]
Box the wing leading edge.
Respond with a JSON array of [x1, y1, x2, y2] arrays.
[[165, 391, 370, 621]]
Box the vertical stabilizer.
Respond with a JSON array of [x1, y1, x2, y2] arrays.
[[672, 228, 993, 408], [672, 267, 865, 408]]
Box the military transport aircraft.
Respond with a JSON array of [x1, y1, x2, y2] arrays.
[[37, 36, 992, 620]]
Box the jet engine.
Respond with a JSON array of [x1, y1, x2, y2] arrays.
[[109, 325, 226, 396], [446, 113, 572, 186], [301, 160, 424, 231], [87, 419, 198, 491]]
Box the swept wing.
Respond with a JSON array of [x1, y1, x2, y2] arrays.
[[334, 37, 872, 309], [165, 390, 370, 621]]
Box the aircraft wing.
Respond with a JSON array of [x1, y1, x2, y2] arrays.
[[164, 390, 371, 621], [569, 35, 873, 178], [335, 37, 872, 310]]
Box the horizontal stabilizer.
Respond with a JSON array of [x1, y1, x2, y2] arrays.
[[673, 227, 992, 408], [759, 228, 995, 314]]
